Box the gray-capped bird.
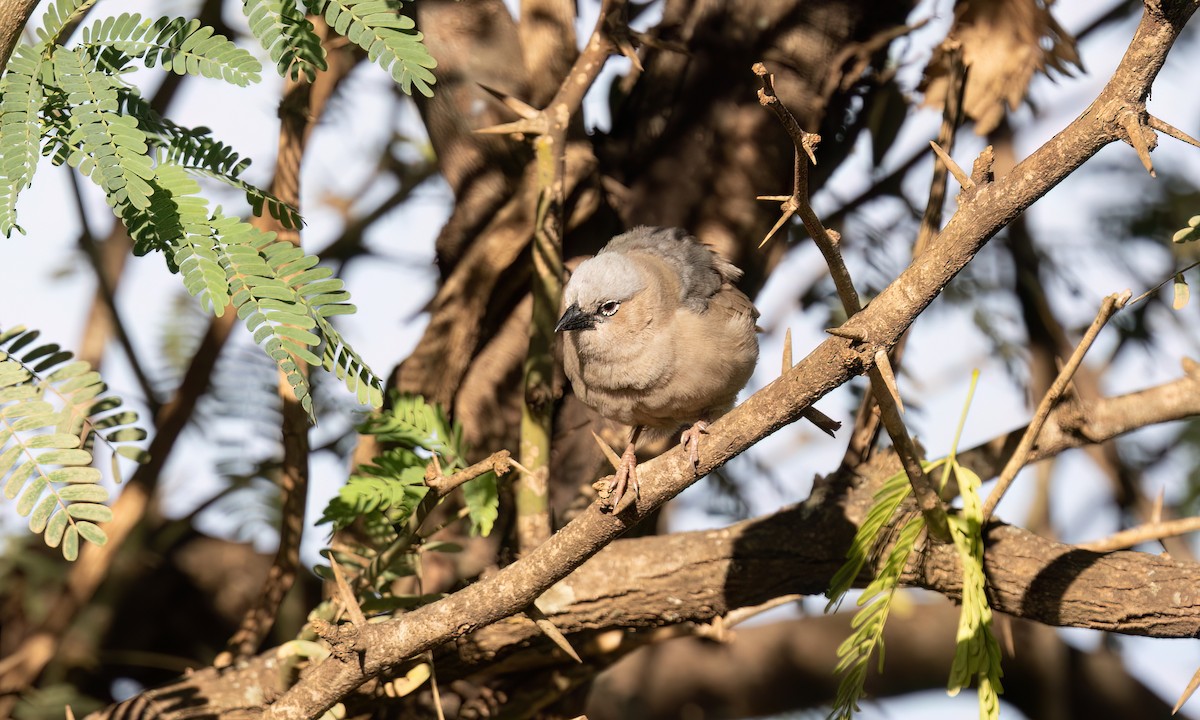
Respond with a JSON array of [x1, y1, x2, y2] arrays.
[[555, 226, 759, 509]]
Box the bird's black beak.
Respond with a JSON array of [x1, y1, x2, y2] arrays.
[[555, 303, 595, 332]]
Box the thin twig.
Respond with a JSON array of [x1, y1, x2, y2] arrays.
[[841, 44, 967, 472], [1128, 258, 1200, 307], [428, 651, 447, 720], [754, 61, 950, 542], [329, 555, 368, 628], [1120, 111, 1156, 176], [1080, 516, 1200, 553], [425, 450, 513, 497], [981, 291, 1131, 521]]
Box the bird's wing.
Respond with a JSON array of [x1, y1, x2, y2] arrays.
[[601, 226, 743, 312], [708, 282, 760, 324]]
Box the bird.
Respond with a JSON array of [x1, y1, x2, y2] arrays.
[[555, 226, 759, 510]]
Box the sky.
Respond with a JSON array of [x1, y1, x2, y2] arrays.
[[2, 0, 1200, 717]]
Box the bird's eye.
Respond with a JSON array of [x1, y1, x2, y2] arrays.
[[598, 301, 620, 317]]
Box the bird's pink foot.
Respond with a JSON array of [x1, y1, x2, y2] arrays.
[[607, 441, 639, 508], [680, 420, 709, 468]]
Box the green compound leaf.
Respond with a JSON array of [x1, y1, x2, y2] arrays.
[[211, 212, 383, 417], [828, 493, 924, 720], [462, 472, 498, 538], [306, 0, 436, 96], [0, 326, 148, 560], [242, 0, 329, 82], [318, 461, 428, 531], [945, 461, 1004, 719], [0, 44, 47, 237], [55, 48, 156, 213], [79, 13, 263, 86]]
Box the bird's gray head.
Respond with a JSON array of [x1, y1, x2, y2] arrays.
[[555, 252, 646, 333]]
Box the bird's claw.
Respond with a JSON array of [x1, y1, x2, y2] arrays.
[[680, 421, 709, 469], [601, 442, 640, 512]]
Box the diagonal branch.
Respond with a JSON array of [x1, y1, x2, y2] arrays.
[[754, 61, 951, 542], [981, 290, 1130, 520], [0, 0, 36, 74]]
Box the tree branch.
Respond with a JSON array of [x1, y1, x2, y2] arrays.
[[0, 0, 36, 75]]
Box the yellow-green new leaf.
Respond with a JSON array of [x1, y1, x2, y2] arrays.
[[67, 502, 114, 523], [29, 494, 58, 532], [48, 467, 102, 484], [1174, 273, 1190, 311], [26, 433, 81, 449], [58, 484, 109, 503], [45, 510, 68, 547], [76, 520, 107, 546], [62, 526, 80, 561]]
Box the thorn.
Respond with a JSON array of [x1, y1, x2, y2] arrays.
[[1120, 112, 1157, 177], [801, 407, 841, 437], [826, 325, 867, 342], [592, 431, 623, 471], [799, 132, 820, 165], [507, 457, 534, 477], [1152, 486, 1165, 525], [1175, 663, 1200, 715], [615, 35, 643, 73], [874, 349, 904, 414], [782, 327, 793, 374], [476, 82, 539, 119], [1147, 114, 1200, 150], [526, 602, 582, 663], [328, 554, 368, 628], [475, 116, 548, 136], [756, 195, 793, 202], [929, 140, 975, 190], [759, 206, 795, 248]]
